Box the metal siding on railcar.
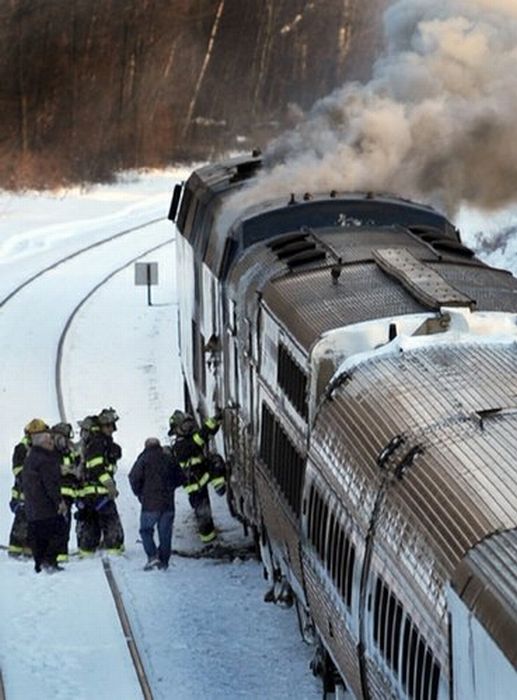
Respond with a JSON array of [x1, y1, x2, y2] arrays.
[[169, 155, 517, 700]]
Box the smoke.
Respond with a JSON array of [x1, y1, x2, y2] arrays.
[[228, 0, 517, 218]]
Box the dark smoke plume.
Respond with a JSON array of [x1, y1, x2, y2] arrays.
[[229, 0, 517, 219]]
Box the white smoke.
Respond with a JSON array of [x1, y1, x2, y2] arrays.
[[229, 0, 517, 218]]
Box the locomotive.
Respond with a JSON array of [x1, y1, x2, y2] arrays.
[[168, 154, 517, 699]]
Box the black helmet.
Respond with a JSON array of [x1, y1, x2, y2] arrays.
[[168, 410, 196, 437], [51, 422, 73, 440], [98, 407, 119, 430], [78, 415, 99, 438]]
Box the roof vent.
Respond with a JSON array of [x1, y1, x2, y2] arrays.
[[286, 249, 326, 269]]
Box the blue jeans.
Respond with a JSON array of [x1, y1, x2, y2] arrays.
[[139, 510, 174, 565]]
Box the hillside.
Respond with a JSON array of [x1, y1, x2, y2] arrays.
[[0, 0, 387, 188]]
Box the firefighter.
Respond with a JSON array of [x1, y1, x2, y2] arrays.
[[23, 426, 67, 573], [51, 422, 82, 563], [8, 418, 50, 557], [168, 409, 226, 544], [76, 408, 124, 556]]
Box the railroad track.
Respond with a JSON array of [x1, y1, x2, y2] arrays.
[[51, 232, 177, 700], [0, 217, 163, 308], [1, 221, 175, 700]]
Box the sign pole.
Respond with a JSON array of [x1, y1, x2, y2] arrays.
[[146, 263, 152, 306], [135, 261, 158, 306]]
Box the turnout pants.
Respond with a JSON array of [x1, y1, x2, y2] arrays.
[[77, 499, 124, 554], [9, 507, 30, 556], [28, 516, 64, 571], [188, 487, 216, 543], [56, 498, 73, 562]]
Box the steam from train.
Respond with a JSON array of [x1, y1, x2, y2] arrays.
[[230, 0, 517, 217]]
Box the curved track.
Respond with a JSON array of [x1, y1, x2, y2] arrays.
[[0, 217, 162, 308], [1, 221, 175, 700], [51, 233, 176, 700]]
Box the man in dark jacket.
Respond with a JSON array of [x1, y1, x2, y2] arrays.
[[23, 429, 66, 573], [7, 418, 49, 557], [129, 437, 184, 570]]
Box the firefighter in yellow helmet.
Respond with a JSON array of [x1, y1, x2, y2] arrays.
[[8, 418, 49, 557]]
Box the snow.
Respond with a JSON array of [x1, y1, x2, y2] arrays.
[[0, 170, 319, 700]]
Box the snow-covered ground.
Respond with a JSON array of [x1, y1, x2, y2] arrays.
[[0, 170, 515, 700], [0, 171, 319, 700]]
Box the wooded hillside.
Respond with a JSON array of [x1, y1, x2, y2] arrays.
[[0, 0, 387, 188]]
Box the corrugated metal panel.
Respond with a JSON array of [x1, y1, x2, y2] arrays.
[[432, 263, 517, 313], [316, 227, 440, 265], [452, 528, 517, 667], [255, 467, 304, 591], [311, 342, 517, 680], [263, 264, 426, 350], [303, 558, 365, 699]]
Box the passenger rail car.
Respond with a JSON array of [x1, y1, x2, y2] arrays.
[[169, 155, 517, 699]]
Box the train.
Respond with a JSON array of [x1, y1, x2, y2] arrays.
[[168, 153, 517, 699]]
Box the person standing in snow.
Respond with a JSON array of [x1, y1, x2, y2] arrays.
[[75, 408, 124, 556], [51, 422, 82, 563], [128, 437, 185, 570], [168, 409, 226, 544], [8, 418, 50, 557], [23, 426, 67, 573]]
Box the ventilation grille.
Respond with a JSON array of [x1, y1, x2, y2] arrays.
[[267, 231, 326, 269]]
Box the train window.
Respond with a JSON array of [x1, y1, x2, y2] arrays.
[[260, 404, 274, 466], [388, 598, 403, 673], [400, 614, 440, 700], [312, 490, 322, 547], [373, 578, 383, 646], [374, 578, 424, 686], [308, 496, 355, 610], [277, 343, 308, 419], [319, 501, 329, 560], [326, 512, 336, 572], [259, 403, 305, 518]]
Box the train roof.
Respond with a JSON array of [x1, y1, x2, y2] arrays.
[[310, 341, 517, 650], [180, 155, 464, 280], [227, 221, 517, 352]]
